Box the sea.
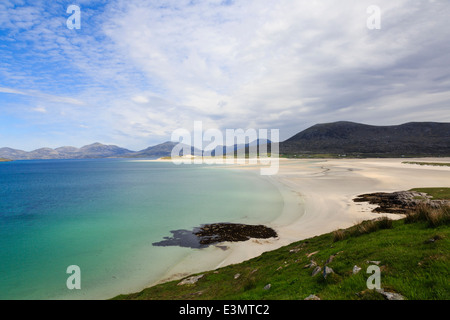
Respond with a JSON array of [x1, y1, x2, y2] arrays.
[[0, 159, 283, 300]]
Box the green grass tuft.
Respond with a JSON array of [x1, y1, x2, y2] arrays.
[[409, 188, 450, 200], [405, 204, 450, 227]]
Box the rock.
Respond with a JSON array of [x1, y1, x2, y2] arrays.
[[276, 266, 283, 271], [311, 266, 322, 277], [289, 248, 301, 253], [353, 191, 450, 214], [367, 260, 381, 265], [424, 235, 442, 244], [177, 274, 204, 286], [323, 266, 334, 278], [352, 265, 362, 274], [194, 223, 278, 245], [376, 289, 405, 300], [154, 223, 278, 249], [304, 260, 317, 269], [306, 251, 319, 258], [304, 294, 321, 300], [326, 255, 336, 265], [234, 273, 241, 280], [263, 284, 271, 290]]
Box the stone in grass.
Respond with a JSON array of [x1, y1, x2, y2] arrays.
[[304, 260, 317, 269], [322, 266, 334, 279], [325, 251, 343, 265], [234, 273, 241, 280], [325, 255, 336, 265], [304, 294, 321, 300], [306, 251, 319, 258], [352, 265, 362, 274], [376, 289, 406, 300], [263, 284, 271, 290], [177, 274, 204, 286], [311, 266, 322, 277]]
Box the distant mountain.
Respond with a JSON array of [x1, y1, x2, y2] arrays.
[[77, 143, 133, 158], [206, 139, 272, 156], [127, 141, 202, 158], [0, 147, 28, 160], [0, 143, 134, 160], [0, 141, 202, 160], [2, 121, 449, 160], [280, 121, 450, 157]]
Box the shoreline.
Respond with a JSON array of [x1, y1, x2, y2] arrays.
[[127, 157, 450, 295]]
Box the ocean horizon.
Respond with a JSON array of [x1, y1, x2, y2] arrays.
[[0, 159, 283, 299]]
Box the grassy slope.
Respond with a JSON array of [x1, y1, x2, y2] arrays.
[[410, 188, 450, 200], [0, 158, 12, 162], [115, 218, 449, 300]]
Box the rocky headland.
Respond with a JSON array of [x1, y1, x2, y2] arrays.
[[354, 191, 450, 214]]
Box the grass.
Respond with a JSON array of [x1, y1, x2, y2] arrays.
[[281, 154, 450, 159], [0, 158, 12, 162], [409, 188, 450, 200], [333, 217, 393, 242], [114, 211, 449, 300], [403, 161, 450, 167], [405, 204, 450, 228]]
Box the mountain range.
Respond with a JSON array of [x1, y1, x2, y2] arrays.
[[1, 121, 449, 160], [280, 121, 450, 157]]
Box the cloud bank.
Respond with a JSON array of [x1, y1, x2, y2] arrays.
[[1, 0, 449, 150]]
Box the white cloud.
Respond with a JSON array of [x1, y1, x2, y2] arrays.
[[32, 106, 47, 113], [0, 86, 85, 105], [131, 95, 149, 104], [1, 0, 450, 149]]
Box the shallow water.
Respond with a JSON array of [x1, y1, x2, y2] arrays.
[[0, 159, 283, 299]]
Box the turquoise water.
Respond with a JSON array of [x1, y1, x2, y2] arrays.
[[0, 159, 283, 299]]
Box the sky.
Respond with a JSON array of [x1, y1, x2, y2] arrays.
[[1, 0, 450, 151]]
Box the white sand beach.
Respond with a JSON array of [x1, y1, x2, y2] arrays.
[[151, 158, 450, 286]]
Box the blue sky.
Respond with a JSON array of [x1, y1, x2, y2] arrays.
[[1, 0, 450, 151]]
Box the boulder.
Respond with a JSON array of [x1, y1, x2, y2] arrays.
[[177, 274, 204, 286], [352, 265, 362, 274], [323, 266, 334, 278], [326, 255, 336, 265], [311, 266, 322, 277], [376, 289, 405, 300], [304, 260, 317, 269], [306, 251, 319, 258]]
